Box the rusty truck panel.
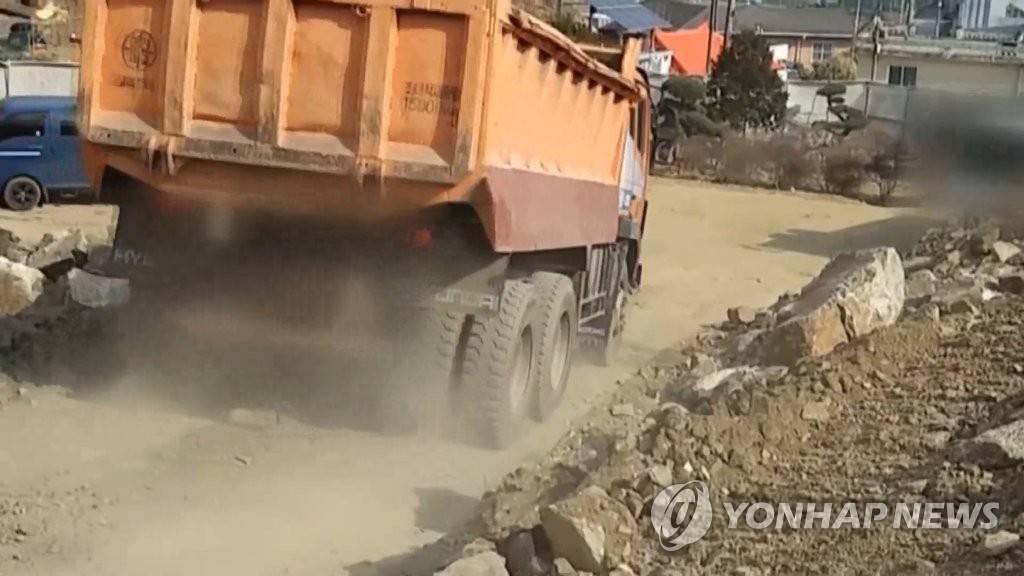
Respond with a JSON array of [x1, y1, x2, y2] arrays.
[[78, 0, 644, 251]]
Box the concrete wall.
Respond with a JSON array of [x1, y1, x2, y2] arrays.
[[788, 78, 1024, 128], [857, 53, 1022, 96], [786, 81, 867, 125], [0, 61, 78, 99]]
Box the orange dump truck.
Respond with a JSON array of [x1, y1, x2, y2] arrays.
[[78, 0, 652, 447]]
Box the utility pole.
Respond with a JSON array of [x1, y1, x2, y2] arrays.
[[851, 0, 863, 64], [852, 0, 863, 46], [705, 1, 719, 74], [723, 0, 736, 48], [934, 0, 942, 37]]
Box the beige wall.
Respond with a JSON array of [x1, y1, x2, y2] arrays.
[[856, 54, 1023, 96]]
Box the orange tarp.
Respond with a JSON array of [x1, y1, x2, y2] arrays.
[[654, 24, 786, 76], [654, 24, 724, 76]]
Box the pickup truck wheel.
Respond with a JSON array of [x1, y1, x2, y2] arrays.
[[530, 272, 577, 421], [3, 176, 42, 211], [460, 280, 535, 449]]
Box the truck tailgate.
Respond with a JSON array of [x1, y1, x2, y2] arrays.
[[79, 0, 492, 183]]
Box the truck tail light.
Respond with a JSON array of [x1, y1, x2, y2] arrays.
[[408, 228, 432, 249]]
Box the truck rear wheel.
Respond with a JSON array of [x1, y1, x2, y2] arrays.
[[530, 272, 577, 421], [460, 280, 536, 448], [383, 309, 465, 436]]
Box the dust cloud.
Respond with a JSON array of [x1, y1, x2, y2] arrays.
[[65, 195, 463, 440], [906, 92, 1024, 223]]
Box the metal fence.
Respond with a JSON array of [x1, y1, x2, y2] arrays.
[[785, 80, 1020, 127]]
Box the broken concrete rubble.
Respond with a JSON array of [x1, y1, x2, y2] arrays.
[[979, 531, 1020, 557], [433, 551, 509, 576], [992, 241, 1021, 263], [67, 269, 130, 308], [969, 225, 1000, 256], [373, 216, 1024, 576], [998, 274, 1024, 295], [727, 306, 757, 325], [25, 230, 88, 270], [904, 269, 938, 301], [692, 366, 788, 393], [0, 257, 44, 316], [687, 352, 719, 377], [0, 228, 30, 264], [958, 419, 1024, 468]]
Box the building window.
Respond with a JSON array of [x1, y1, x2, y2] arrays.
[[887, 65, 918, 86], [812, 42, 834, 62]]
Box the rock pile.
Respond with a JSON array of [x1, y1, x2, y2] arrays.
[[901, 218, 1024, 315], [433, 218, 1024, 576], [0, 227, 121, 394]]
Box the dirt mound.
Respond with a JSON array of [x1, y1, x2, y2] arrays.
[[446, 219, 1024, 576]]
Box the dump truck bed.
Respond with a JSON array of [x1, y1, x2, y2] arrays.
[[78, 0, 646, 252]]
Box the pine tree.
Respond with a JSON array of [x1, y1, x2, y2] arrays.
[[706, 31, 789, 132]]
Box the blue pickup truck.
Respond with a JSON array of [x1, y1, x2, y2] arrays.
[[0, 95, 90, 211]]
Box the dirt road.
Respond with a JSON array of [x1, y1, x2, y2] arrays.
[[0, 181, 935, 576]]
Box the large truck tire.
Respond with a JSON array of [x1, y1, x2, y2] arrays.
[[529, 272, 577, 421], [461, 280, 536, 448], [382, 309, 465, 436]]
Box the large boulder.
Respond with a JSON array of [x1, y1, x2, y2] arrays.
[[540, 486, 636, 573], [758, 248, 904, 365], [0, 257, 44, 316]]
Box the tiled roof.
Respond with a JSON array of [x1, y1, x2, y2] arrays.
[[733, 6, 858, 36]]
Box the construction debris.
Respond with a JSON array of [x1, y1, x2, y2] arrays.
[[434, 551, 509, 576], [0, 258, 44, 316], [980, 531, 1020, 557], [539, 486, 636, 573], [26, 229, 88, 270], [0, 227, 121, 391], [67, 268, 130, 308], [959, 419, 1024, 468], [434, 217, 1024, 576]]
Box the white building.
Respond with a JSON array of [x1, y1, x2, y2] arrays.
[[855, 37, 1024, 96], [957, 0, 1024, 30]]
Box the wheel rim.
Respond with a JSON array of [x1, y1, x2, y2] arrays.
[[7, 180, 39, 210], [507, 327, 533, 415], [549, 311, 571, 394]]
